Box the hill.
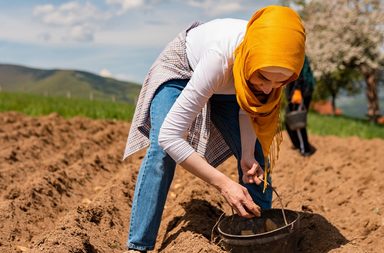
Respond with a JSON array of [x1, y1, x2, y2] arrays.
[[0, 64, 141, 103]]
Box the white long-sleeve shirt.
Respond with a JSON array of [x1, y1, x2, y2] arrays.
[[158, 18, 256, 164]]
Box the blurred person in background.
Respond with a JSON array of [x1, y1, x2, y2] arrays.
[[285, 56, 316, 156], [123, 6, 305, 253]]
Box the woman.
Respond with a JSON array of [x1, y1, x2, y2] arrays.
[[123, 5, 305, 252], [285, 56, 317, 156]]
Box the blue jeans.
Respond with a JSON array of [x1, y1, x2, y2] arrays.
[[127, 79, 272, 251]]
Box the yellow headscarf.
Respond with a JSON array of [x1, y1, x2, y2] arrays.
[[233, 6, 305, 190]]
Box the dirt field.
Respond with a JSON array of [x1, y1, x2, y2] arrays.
[[0, 112, 383, 253]]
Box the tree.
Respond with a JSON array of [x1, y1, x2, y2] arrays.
[[313, 69, 361, 115], [287, 0, 384, 121]]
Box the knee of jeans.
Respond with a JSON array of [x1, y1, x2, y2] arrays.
[[147, 142, 167, 160], [145, 143, 175, 172]]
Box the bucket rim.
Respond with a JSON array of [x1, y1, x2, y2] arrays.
[[217, 208, 300, 239]]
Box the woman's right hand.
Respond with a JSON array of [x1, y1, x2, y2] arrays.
[[179, 152, 261, 218], [219, 179, 261, 218]]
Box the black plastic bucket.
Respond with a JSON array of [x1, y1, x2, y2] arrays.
[[285, 110, 307, 130], [217, 209, 300, 253]]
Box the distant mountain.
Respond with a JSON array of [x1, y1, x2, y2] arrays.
[[0, 64, 142, 103]]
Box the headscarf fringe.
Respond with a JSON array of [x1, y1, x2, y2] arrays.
[[263, 110, 284, 192]]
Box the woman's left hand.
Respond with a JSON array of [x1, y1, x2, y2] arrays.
[[240, 158, 264, 185]]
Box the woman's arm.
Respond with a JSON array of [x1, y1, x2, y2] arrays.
[[239, 111, 264, 185]]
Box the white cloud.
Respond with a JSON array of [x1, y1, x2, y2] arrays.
[[67, 25, 94, 42], [32, 1, 111, 42], [106, 0, 145, 11], [99, 68, 113, 78], [185, 0, 244, 15], [94, 21, 186, 47], [33, 4, 55, 15], [28, 0, 255, 45], [33, 1, 106, 26]]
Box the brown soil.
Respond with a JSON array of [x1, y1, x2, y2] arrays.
[[0, 112, 383, 253]]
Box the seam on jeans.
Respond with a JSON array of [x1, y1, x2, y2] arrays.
[[129, 148, 150, 241]]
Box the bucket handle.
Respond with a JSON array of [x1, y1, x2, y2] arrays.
[[211, 212, 226, 242], [260, 178, 288, 226]]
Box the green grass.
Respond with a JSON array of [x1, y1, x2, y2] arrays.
[[1, 92, 383, 139], [0, 92, 135, 121], [307, 112, 384, 139]]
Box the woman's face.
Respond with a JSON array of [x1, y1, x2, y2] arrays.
[[248, 69, 291, 94]]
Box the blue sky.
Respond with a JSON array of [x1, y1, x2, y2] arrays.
[[0, 0, 280, 83]]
